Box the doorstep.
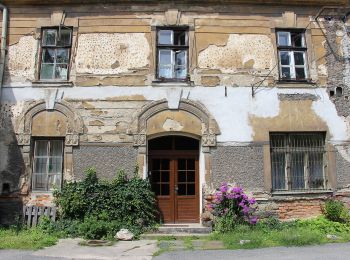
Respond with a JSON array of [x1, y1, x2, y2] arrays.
[[141, 223, 212, 239]]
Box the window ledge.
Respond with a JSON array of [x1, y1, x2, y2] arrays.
[[275, 80, 317, 88], [272, 190, 333, 196], [32, 81, 73, 88], [152, 80, 194, 87]]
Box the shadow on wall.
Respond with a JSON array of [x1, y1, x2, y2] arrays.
[[0, 86, 25, 226]]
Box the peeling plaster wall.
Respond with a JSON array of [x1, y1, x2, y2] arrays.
[[75, 33, 150, 75], [198, 34, 275, 74], [2, 86, 348, 144], [5, 36, 37, 83]]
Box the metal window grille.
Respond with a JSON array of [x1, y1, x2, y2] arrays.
[[270, 133, 326, 191]]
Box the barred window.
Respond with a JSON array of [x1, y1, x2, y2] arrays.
[[270, 133, 326, 191], [32, 140, 64, 191]]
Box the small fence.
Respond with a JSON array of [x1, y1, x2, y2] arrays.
[[23, 206, 56, 227]]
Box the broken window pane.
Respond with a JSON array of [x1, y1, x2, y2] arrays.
[[281, 67, 291, 79], [56, 49, 69, 64], [277, 32, 290, 46], [158, 30, 173, 45], [295, 67, 306, 79], [175, 50, 186, 78], [280, 51, 290, 65], [40, 64, 55, 79], [57, 29, 72, 46], [42, 49, 55, 63], [294, 52, 305, 65], [174, 31, 187, 46], [55, 64, 68, 80], [291, 32, 304, 47], [43, 29, 56, 46]]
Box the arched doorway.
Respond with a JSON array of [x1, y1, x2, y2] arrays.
[[148, 135, 200, 223]]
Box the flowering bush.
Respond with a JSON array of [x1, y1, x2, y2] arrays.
[[210, 183, 258, 231]]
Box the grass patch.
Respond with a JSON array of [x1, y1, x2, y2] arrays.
[[209, 216, 350, 250], [0, 227, 59, 250]]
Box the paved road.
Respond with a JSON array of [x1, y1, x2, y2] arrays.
[[1, 242, 350, 260], [153, 243, 350, 260]]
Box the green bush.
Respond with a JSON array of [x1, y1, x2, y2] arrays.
[[296, 216, 350, 234], [323, 199, 350, 223], [52, 167, 158, 239]]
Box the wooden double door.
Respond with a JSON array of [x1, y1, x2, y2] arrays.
[[149, 154, 199, 223]]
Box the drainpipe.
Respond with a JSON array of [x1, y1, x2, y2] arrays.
[[0, 4, 8, 103]]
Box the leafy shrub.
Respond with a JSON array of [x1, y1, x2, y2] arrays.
[[296, 216, 350, 234], [53, 167, 158, 239], [323, 199, 350, 223], [256, 217, 296, 231], [210, 183, 258, 232]]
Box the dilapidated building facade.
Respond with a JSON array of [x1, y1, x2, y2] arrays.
[[1, 0, 350, 225]]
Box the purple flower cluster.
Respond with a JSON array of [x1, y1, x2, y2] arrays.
[[211, 183, 258, 225]]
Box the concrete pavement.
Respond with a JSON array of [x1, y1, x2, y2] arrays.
[[153, 242, 350, 260], [0, 238, 158, 260]]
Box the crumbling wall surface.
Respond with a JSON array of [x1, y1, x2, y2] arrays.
[[69, 99, 147, 143], [0, 102, 25, 196], [336, 147, 350, 189], [5, 36, 37, 84], [73, 145, 138, 179], [211, 145, 264, 192], [325, 20, 349, 116], [75, 33, 150, 75], [198, 34, 274, 73]]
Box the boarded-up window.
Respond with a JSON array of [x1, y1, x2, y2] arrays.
[[32, 140, 64, 191], [270, 133, 326, 191]]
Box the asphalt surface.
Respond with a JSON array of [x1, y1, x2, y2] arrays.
[[1, 242, 350, 260], [153, 242, 350, 260]]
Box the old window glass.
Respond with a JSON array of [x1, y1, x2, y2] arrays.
[[277, 30, 307, 81], [33, 140, 64, 191], [40, 28, 72, 80], [157, 28, 188, 80], [270, 133, 326, 192]]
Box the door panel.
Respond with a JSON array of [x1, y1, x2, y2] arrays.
[[175, 158, 199, 222], [150, 158, 174, 223], [150, 156, 199, 223]]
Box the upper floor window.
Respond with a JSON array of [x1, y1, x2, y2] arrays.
[[32, 139, 64, 191], [157, 28, 188, 81], [270, 132, 326, 192], [40, 27, 72, 81], [277, 30, 307, 81]]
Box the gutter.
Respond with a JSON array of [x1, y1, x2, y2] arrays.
[[0, 4, 8, 103]]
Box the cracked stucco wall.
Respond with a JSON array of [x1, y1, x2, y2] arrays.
[[75, 33, 150, 75], [5, 36, 37, 84], [198, 34, 274, 73]]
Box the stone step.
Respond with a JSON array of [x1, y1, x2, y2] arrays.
[[142, 223, 212, 239]]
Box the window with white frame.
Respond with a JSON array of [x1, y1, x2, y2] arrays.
[[277, 30, 308, 81], [32, 140, 64, 191], [270, 133, 326, 192], [40, 27, 72, 80], [157, 28, 188, 80]]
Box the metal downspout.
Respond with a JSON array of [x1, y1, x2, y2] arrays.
[[0, 4, 8, 103]]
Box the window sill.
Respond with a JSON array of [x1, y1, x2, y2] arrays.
[[272, 190, 333, 196], [32, 81, 73, 88], [152, 80, 194, 87], [275, 79, 316, 87]]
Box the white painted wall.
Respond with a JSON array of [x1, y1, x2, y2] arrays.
[[1, 85, 348, 144]]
